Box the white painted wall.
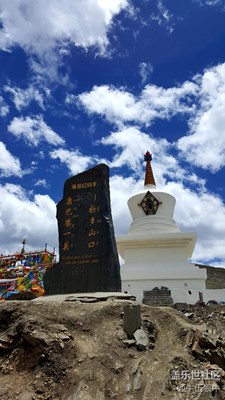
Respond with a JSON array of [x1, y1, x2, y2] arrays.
[[122, 279, 206, 304], [203, 289, 225, 304], [171, 288, 225, 305], [122, 283, 225, 305]]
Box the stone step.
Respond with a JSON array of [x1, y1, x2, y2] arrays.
[[143, 299, 173, 306], [143, 298, 173, 303], [144, 290, 172, 295], [144, 296, 172, 299], [143, 289, 174, 306], [144, 293, 172, 298]]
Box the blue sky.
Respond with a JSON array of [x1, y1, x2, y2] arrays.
[[0, 0, 225, 266]]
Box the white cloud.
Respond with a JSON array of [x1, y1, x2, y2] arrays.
[[0, 95, 9, 116], [150, 0, 176, 33], [100, 126, 166, 175], [139, 62, 153, 84], [165, 181, 225, 264], [194, 0, 224, 7], [8, 115, 65, 146], [0, 141, 23, 177], [79, 62, 225, 173], [29, 52, 69, 83], [100, 126, 204, 188], [65, 94, 77, 106], [110, 174, 141, 235], [0, 0, 129, 53], [4, 84, 49, 111], [78, 82, 196, 126], [34, 179, 48, 188], [49, 148, 97, 176], [0, 184, 58, 254], [178, 63, 225, 172], [0, 0, 129, 79]]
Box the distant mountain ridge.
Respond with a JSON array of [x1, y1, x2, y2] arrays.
[[195, 264, 225, 289]]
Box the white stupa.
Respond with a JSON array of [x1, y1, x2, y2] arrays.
[[116, 151, 207, 304]]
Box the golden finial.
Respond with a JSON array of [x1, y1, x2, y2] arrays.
[[144, 151, 156, 187]]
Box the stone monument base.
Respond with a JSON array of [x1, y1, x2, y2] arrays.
[[44, 261, 121, 295], [32, 292, 135, 303]]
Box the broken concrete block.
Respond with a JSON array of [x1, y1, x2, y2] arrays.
[[133, 329, 149, 351]]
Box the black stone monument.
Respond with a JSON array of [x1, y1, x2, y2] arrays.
[[44, 164, 121, 294]]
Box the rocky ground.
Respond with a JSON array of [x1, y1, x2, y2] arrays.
[[0, 299, 225, 400]]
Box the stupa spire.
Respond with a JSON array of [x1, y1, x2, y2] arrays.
[[144, 151, 156, 187]]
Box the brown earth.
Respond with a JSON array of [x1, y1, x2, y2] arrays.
[[0, 299, 225, 400]]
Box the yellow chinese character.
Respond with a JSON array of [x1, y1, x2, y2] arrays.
[[88, 241, 99, 248], [65, 219, 72, 227], [89, 205, 96, 214], [71, 184, 76, 190], [66, 197, 73, 205], [66, 208, 72, 216], [77, 183, 82, 189], [90, 216, 95, 225], [63, 232, 72, 236], [63, 242, 70, 251], [93, 181, 97, 187], [88, 228, 96, 237]]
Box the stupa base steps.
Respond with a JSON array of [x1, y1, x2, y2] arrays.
[[143, 289, 174, 306]]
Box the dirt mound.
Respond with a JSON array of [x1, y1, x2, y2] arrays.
[[0, 300, 225, 399]]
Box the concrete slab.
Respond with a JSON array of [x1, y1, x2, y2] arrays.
[[32, 292, 135, 303]]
